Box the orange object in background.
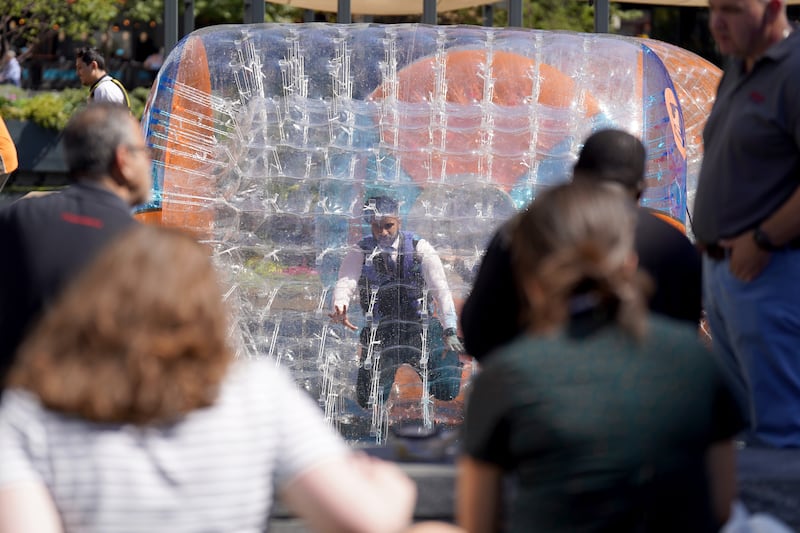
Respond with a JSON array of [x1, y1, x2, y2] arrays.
[[134, 36, 215, 237], [641, 38, 721, 173], [0, 116, 18, 176], [653, 210, 687, 234], [370, 49, 601, 190], [387, 355, 475, 427], [640, 38, 723, 236]]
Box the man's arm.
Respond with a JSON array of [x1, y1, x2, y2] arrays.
[[705, 439, 736, 527], [758, 184, 800, 248], [456, 455, 503, 533], [459, 224, 522, 361], [722, 184, 800, 282], [0, 484, 63, 533], [416, 239, 458, 331], [274, 361, 417, 533], [281, 454, 416, 533], [329, 247, 363, 330], [721, 86, 800, 282]]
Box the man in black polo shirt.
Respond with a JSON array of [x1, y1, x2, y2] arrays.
[[693, 0, 800, 448], [0, 103, 149, 391], [461, 129, 702, 361]]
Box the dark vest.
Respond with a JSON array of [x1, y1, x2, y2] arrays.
[[357, 231, 426, 322]]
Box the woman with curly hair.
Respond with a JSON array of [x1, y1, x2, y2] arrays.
[[0, 224, 416, 533], [457, 181, 744, 532]]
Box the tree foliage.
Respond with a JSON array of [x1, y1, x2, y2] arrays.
[[117, 0, 605, 32], [480, 0, 603, 32], [2, 0, 122, 56], [121, 0, 304, 27], [0, 85, 150, 130], [407, 0, 621, 33], [2, 0, 620, 60], [2, 0, 307, 58]]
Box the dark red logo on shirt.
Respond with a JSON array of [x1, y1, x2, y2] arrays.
[[61, 212, 104, 229], [749, 91, 765, 103]]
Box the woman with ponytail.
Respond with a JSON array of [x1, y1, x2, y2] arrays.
[[457, 181, 744, 533]]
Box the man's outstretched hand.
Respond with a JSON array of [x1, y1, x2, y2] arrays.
[[329, 304, 358, 331], [443, 328, 465, 353]]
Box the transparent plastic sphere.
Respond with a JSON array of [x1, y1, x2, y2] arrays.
[[139, 24, 719, 443]]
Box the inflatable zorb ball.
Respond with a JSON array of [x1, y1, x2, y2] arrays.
[[137, 24, 717, 443], [635, 37, 721, 232]]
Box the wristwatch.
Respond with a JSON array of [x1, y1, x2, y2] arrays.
[[443, 327, 458, 337], [753, 226, 779, 251]]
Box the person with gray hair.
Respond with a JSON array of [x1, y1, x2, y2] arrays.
[[0, 102, 149, 392]]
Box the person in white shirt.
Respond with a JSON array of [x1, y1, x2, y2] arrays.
[[0, 50, 21, 87], [330, 195, 465, 409], [75, 47, 130, 108]]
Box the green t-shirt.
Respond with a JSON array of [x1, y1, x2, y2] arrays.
[[463, 315, 744, 533]]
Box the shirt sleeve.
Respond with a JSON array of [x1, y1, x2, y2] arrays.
[[0, 391, 47, 488], [415, 239, 458, 330], [265, 364, 350, 488], [331, 246, 364, 312]]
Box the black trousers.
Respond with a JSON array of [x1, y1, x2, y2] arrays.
[[356, 318, 462, 408]]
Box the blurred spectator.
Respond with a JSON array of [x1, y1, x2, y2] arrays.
[[0, 50, 21, 87], [134, 32, 158, 64], [460, 129, 702, 361], [0, 103, 144, 392], [693, 0, 800, 449], [0, 224, 417, 533], [458, 181, 744, 532], [143, 49, 165, 72]]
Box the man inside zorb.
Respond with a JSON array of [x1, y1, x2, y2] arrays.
[[329, 195, 465, 410]]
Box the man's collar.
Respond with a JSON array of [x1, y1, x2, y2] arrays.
[[382, 234, 400, 251], [71, 181, 131, 210], [89, 73, 111, 90], [756, 25, 798, 66]]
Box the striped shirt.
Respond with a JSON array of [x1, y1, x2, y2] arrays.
[[0, 360, 349, 533]]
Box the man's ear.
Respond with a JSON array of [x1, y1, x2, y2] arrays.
[[765, 0, 784, 23], [521, 277, 544, 311], [634, 180, 645, 202], [111, 145, 132, 187], [622, 251, 639, 276]]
